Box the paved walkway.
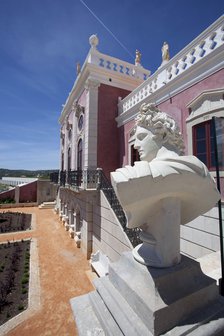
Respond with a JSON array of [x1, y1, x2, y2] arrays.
[[0, 207, 94, 336]]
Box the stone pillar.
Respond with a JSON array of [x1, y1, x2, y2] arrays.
[[64, 126, 69, 171], [15, 186, 20, 204], [84, 78, 100, 170], [80, 198, 93, 259], [71, 108, 77, 170]]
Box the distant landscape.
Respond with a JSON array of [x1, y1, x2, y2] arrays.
[[0, 168, 58, 179]]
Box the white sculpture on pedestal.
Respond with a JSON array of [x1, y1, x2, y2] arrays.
[[111, 103, 220, 268]]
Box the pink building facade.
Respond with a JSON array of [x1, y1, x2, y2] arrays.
[[117, 16, 224, 197], [56, 16, 224, 262]]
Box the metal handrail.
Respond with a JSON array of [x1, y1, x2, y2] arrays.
[[50, 168, 141, 247]]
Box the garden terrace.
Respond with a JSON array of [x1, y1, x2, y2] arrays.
[[0, 239, 31, 325], [0, 212, 32, 234]]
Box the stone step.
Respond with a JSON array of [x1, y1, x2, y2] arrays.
[[93, 276, 151, 336], [38, 201, 56, 209], [89, 291, 123, 335], [70, 294, 105, 336]]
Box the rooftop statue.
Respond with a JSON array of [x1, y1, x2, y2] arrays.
[[135, 49, 141, 65], [111, 103, 220, 267], [162, 41, 170, 62]]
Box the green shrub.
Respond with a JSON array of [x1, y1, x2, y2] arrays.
[[21, 275, 29, 285], [18, 304, 24, 311], [21, 288, 28, 294]]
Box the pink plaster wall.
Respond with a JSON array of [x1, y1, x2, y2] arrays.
[[97, 84, 131, 179], [19, 181, 37, 203], [158, 69, 224, 152], [119, 69, 224, 197], [0, 189, 15, 202]]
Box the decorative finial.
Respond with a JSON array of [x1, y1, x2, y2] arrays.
[[135, 49, 141, 66], [161, 41, 170, 62], [89, 34, 99, 49]]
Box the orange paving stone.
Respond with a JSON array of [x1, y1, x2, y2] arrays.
[[0, 207, 94, 336]]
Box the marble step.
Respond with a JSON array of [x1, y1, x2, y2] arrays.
[[92, 276, 150, 336]]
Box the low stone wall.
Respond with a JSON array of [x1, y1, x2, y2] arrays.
[[19, 181, 37, 203], [180, 205, 223, 259], [0, 180, 57, 206], [0, 188, 15, 201], [92, 191, 132, 262], [0, 202, 38, 209]]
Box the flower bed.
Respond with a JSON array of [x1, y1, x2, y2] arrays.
[[0, 240, 30, 325], [0, 212, 32, 233]]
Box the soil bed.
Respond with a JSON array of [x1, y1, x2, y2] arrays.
[[0, 239, 30, 326], [0, 212, 32, 233]]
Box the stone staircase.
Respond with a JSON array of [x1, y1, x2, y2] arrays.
[[38, 201, 56, 209], [70, 252, 224, 336]]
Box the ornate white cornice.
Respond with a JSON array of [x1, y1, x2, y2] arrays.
[[117, 15, 224, 127], [59, 39, 150, 125], [84, 77, 100, 91]]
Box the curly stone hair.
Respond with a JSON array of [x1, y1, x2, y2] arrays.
[[135, 103, 185, 155]]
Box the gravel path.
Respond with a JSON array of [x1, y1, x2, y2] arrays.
[[0, 207, 94, 336]]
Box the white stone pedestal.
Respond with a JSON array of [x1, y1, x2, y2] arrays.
[[70, 252, 224, 335]]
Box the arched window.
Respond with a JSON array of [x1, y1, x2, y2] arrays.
[[77, 139, 83, 171], [193, 120, 224, 170]]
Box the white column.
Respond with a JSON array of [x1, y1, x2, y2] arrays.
[[71, 110, 77, 170], [84, 78, 100, 170], [64, 126, 69, 171]]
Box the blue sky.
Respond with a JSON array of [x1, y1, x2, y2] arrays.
[[0, 0, 223, 170]]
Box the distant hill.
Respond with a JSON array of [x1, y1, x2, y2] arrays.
[[0, 168, 58, 179]]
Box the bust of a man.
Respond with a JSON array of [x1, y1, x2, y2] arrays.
[[111, 103, 220, 267]]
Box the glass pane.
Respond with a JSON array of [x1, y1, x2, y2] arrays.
[[218, 149, 224, 168], [197, 153, 207, 165], [196, 125, 206, 139], [210, 151, 216, 168], [196, 140, 206, 153]]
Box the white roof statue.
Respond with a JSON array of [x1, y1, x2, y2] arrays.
[[111, 103, 220, 268]]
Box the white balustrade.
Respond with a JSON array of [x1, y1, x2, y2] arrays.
[[119, 16, 224, 115]]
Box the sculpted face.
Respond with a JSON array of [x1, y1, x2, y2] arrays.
[[134, 126, 162, 162]]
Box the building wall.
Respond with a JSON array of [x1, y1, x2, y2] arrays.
[[120, 69, 224, 167], [0, 180, 57, 204], [97, 84, 131, 179], [59, 187, 132, 262], [180, 206, 223, 259], [92, 191, 132, 262], [37, 180, 58, 204], [117, 70, 224, 261], [19, 181, 37, 203], [157, 68, 224, 152], [0, 188, 15, 202]]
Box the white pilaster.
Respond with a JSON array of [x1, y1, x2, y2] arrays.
[[84, 78, 100, 169]]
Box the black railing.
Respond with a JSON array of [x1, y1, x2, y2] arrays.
[[50, 171, 59, 184], [60, 170, 66, 187], [67, 170, 82, 187], [50, 168, 141, 247], [98, 170, 141, 247]]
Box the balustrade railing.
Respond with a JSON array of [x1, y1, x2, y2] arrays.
[[50, 168, 141, 247], [98, 170, 141, 247], [119, 15, 224, 115]]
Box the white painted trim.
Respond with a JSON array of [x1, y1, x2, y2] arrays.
[[117, 15, 224, 126], [186, 89, 224, 157]]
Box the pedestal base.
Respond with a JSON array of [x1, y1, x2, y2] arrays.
[[70, 252, 224, 335]]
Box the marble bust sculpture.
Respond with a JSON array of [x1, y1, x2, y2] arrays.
[[111, 103, 220, 268]]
